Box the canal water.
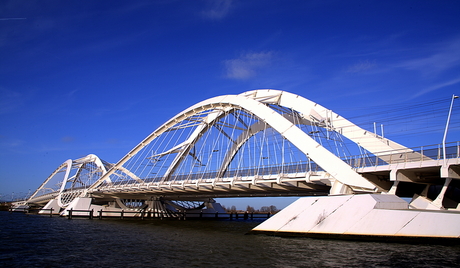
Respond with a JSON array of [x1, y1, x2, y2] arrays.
[[1, 211, 459, 267]]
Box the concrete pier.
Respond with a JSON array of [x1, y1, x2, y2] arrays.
[[251, 194, 460, 241]]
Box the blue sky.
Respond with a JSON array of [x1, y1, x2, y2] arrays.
[[1, 1, 459, 208]]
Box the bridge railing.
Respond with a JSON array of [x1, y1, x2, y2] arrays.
[[344, 141, 459, 169], [97, 143, 460, 188], [30, 142, 459, 199], [96, 161, 324, 188]]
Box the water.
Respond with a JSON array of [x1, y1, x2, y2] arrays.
[[1, 211, 459, 268]]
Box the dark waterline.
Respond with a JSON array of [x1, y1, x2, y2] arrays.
[[1, 212, 459, 268]]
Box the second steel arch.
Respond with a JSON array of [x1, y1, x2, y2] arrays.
[[86, 90, 416, 193]]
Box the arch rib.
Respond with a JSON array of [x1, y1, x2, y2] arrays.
[[28, 154, 109, 206], [240, 89, 411, 157], [89, 92, 378, 192], [215, 90, 415, 178], [27, 159, 72, 203]]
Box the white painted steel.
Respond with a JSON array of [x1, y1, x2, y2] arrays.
[[28, 154, 109, 207], [22, 90, 460, 239], [240, 90, 411, 157], [27, 159, 72, 203], [89, 90, 410, 193]]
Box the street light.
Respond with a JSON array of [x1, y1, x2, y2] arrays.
[[443, 94, 459, 165]]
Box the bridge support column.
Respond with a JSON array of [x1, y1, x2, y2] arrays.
[[387, 180, 399, 195], [39, 199, 61, 215], [387, 169, 418, 195], [145, 198, 170, 218], [432, 178, 452, 208], [388, 169, 398, 194], [432, 165, 460, 208], [330, 180, 353, 195], [420, 184, 429, 197]]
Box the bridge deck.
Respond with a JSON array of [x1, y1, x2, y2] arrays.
[[27, 144, 460, 203]]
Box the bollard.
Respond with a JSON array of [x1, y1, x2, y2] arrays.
[[200, 211, 203, 218], [215, 211, 218, 219], [267, 212, 270, 218], [50, 208, 53, 218], [230, 212, 233, 220], [99, 209, 102, 220], [68, 208, 73, 220], [244, 211, 248, 220], [89, 209, 93, 220], [121, 210, 124, 219], [235, 213, 238, 219]]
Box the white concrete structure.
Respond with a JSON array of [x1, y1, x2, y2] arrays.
[[252, 194, 460, 240]]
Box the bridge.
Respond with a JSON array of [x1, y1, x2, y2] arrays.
[[19, 90, 460, 219]]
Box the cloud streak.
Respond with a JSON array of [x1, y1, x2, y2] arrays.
[[398, 37, 460, 75], [201, 0, 234, 20], [345, 59, 377, 73], [223, 51, 274, 79], [0, 18, 27, 21], [61, 136, 76, 143], [412, 77, 460, 99]]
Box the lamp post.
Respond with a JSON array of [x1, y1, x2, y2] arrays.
[[442, 94, 459, 166], [433, 94, 458, 208]]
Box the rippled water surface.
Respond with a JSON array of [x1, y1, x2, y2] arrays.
[[1, 211, 459, 267]]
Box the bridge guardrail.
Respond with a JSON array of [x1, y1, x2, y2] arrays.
[[28, 142, 459, 200], [343, 141, 459, 169]]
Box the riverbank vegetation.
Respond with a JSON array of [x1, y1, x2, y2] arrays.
[[222, 204, 279, 214]]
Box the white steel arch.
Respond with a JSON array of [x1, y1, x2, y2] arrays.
[[216, 90, 413, 177], [27, 159, 73, 203], [28, 154, 110, 206], [88, 90, 415, 194], [240, 90, 410, 157]]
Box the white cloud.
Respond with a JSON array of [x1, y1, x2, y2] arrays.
[[223, 51, 274, 79], [201, 0, 234, 20], [0, 137, 24, 148], [398, 37, 460, 75], [345, 59, 377, 73], [412, 77, 460, 99], [61, 136, 76, 143]]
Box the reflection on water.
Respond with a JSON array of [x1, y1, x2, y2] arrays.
[[0, 212, 459, 267]]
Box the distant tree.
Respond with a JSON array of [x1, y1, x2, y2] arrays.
[[260, 206, 270, 212], [230, 205, 237, 212], [246, 205, 255, 212], [260, 205, 279, 214], [269, 205, 278, 213]]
